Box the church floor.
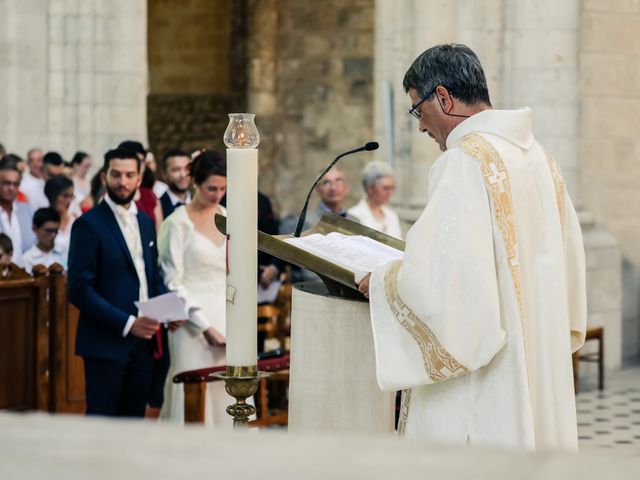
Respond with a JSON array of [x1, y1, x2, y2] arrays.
[[577, 363, 640, 453]]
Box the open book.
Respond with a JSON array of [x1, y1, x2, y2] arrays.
[[285, 232, 403, 283]]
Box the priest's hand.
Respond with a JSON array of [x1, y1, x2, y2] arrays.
[[168, 320, 186, 332], [357, 273, 371, 299], [131, 316, 161, 339], [203, 327, 226, 347]]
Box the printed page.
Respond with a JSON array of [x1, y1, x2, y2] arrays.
[[285, 233, 403, 283]]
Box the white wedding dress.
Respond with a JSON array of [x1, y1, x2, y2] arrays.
[[158, 206, 232, 427]]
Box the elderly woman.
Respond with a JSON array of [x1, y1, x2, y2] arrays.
[[347, 161, 403, 239]]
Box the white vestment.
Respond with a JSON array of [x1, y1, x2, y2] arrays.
[[369, 108, 587, 451]]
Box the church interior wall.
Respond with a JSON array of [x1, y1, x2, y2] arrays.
[[245, 0, 375, 218], [147, 0, 233, 162], [579, 0, 640, 362]]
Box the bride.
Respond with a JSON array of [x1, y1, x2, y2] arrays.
[[158, 150, 230, 426]]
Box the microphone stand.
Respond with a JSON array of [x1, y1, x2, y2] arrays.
[[292, 143, 377, 237]]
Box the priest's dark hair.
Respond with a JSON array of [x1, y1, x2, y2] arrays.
[[190, 150, 226, 186], [403, 43, 492, 107], [103, 148, 142, 172]]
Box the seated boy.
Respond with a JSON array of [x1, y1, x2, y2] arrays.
[[0, 233, 13, 277], [22, 208, 66, 272]]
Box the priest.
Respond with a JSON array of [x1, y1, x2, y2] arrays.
[[357, 44, 586, 451]]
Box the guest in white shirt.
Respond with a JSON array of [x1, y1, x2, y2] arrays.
[[347, 160, 403, 239], [0, 160, 36, 265], [22, 150, 66, 211], [20, 148, 45, 209], [159, 149, 192, 219], [22, 207, 66, 272], [44, 175, 77, 264]]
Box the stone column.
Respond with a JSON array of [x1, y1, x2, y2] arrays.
[[0, 0, 148, 162]]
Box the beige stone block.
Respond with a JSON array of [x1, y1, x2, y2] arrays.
[[77, 105, 93, 135], [504, 30, 578, 70], [584, 0, 640, 12], [93, 44, 146, 73], [77, 15, 93, 43], [76, 72, 92, 104], [48, 104, 64, 133], [582, 12, 640, 54], [62, 105, 77, 133], [581, 97, 640, 138], [586, 266, 622, 314], [506, 0, 580, 30], [63, 45, 77, 71], [48, 43, 64, 71], [49, 0, 65, 15], [64, 15, 78, 44], [78, 0, 93, 15], [248, 92, 277, 116], [94, 73, 146, 106], [48, 14, 64, 43], [580, 52, 640, 96], [64, 71, 78, 104], [77, 42, 93, 72], [48, 71, 65, 103], [531, 104, 579, 138]]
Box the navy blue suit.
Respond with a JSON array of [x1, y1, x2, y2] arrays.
[[68, 200, 166, 417]]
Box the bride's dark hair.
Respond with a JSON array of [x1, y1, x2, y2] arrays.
[[190, 151, 226, 186]]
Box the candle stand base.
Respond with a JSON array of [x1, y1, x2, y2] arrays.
[[213, 365, 271, 428]]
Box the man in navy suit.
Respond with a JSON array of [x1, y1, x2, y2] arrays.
[[68, 148, 170, 417]]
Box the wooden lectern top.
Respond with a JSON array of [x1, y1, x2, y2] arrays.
[[215, 213, 405, 299]]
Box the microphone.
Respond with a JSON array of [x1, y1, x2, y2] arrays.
[[292, 142, 379, 237]]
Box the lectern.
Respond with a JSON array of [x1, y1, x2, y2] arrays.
[[216, 213, 403, 433]]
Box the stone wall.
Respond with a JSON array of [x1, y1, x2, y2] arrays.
[[246, 0, 375, 217], [146, 0, 239, 164], [0, 0, 148, 161], [580, 0, 640, 360], [374, 0, 628, 368]]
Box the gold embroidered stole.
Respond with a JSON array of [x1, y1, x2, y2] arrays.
[[544, 151, 566, 238]]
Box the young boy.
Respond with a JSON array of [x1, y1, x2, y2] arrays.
[[0, 232, 13, 277], [21, 208, 66, 272]]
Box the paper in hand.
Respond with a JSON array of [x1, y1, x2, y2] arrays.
[[135, 292, 188, 323]]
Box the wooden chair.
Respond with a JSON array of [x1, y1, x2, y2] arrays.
[[573, 326, 604, 393], [173, 354, 290, 425]]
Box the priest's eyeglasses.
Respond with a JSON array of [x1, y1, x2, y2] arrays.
[[408, 88, 437, 120]]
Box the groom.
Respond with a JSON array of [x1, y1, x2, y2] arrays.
[[68, 148, 166, 417]]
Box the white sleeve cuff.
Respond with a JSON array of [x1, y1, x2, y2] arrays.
[[122, 315, 136, 337]]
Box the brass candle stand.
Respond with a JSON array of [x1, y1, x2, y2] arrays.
[[214, 365, 271, 428]]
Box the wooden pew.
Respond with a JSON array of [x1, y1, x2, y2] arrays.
[[48, 264, 86, 413], [0, 264, 49, 411], [0, 263, 86, 414]]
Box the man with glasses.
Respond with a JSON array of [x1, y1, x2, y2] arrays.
[[0, 160, 35, 266], [358, 44, 586, 451], [22, 207, 66, 272]]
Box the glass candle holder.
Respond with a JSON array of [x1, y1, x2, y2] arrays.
[[223, 113, 260, 149]]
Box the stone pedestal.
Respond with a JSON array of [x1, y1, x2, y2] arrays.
[[287, 282, 395, 434]]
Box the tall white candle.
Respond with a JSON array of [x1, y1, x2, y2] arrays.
[[224, 115, 259, 367]]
